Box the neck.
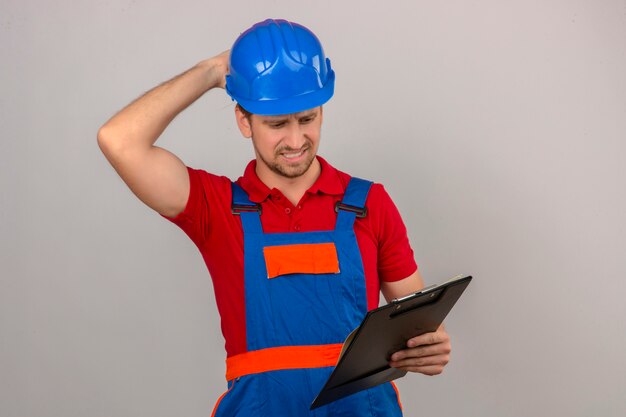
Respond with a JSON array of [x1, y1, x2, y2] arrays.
[[255, 157, 322, 206]]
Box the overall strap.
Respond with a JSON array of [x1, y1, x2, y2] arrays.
[[231, 182, 263, 234], [335, 177, 373, 230]]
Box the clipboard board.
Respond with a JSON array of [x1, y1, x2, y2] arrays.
[[310, 275, 472, 410]]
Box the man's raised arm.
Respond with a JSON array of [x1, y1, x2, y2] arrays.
[[97, 51, 229, 218]]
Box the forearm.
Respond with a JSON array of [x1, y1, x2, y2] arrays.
[[381, 270, 424, 302], [97, 54, 227, 153]]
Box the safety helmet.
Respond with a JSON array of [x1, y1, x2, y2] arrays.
[[225, 19, 335, 116]]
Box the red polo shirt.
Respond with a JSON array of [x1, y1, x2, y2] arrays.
[[165, 156, 417, 357]]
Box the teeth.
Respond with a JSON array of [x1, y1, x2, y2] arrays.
[[283, 150, 304, 159]]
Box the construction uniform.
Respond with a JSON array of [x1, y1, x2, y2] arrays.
[[166, 157, 416, 416]]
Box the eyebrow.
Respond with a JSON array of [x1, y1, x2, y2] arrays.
[[262, 117, 289, 124]]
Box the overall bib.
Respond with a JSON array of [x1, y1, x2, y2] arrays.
[[212, 178, 403, 417]]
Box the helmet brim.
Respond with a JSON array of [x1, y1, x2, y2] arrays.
[[230, 71, 335, 116]]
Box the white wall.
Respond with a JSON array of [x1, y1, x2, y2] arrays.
[[1, 1, 625, 416]]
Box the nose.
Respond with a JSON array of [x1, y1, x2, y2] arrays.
[[282, 121, 307, 150]]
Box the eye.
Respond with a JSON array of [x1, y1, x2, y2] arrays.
[[269, 122, 286, 128], [300, 116, 315, 124]]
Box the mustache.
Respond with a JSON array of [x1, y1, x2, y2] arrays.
[[275, 141, 312, 155]]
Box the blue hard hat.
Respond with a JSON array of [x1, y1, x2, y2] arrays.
[[225, 19, 335, 116]]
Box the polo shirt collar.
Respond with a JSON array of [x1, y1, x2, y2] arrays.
[[238, 156, 345, 203]]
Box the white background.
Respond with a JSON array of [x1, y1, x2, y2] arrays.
[[2, 1, 625, 416]]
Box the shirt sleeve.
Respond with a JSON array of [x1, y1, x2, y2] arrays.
[[161, 167, 230, 246], [369, 184, 418, 282]]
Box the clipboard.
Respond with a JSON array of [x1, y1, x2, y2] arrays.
[[310, 275, 472, 409]]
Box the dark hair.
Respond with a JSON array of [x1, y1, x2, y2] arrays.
[[236, 103, 252, 120]]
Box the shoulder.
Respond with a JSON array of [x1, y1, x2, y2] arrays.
[[188, 167, 232, 194], [164, 167, 236, 244], [367, 182, 395, 206], [172, 166, 234, 221], [326, 161, 396, 211]]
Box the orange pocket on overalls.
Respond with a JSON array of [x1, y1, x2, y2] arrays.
[[263, 242, 340, 279]]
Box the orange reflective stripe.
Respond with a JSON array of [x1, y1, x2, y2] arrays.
[[225, 344, 343, 381], [263, 243, 339, 279], [210, 385, 232, 417], [391, 381, 403, 411]]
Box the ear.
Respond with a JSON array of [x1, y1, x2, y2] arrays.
[[235, 106, 252, 138]]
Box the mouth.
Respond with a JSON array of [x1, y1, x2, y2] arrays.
[[279, 147, 308, 161]]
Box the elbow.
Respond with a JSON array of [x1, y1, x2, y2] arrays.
[[97, 123, 113, 155], [97, 123, 127, 159]]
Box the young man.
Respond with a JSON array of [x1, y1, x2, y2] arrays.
[[98, 19, 451, 416]]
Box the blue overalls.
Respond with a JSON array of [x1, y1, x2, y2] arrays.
[[211, 178, 403, 416]]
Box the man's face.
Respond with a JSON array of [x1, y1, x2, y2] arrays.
[[237, 107, 323, 179]]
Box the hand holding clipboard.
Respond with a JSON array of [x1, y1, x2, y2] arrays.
[[311, 275, 473, 409]]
